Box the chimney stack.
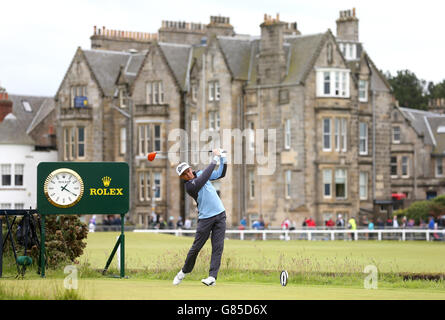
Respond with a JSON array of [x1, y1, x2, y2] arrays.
[[336, 7, 359, 42], [0, 87, 13, 122], [258, 13, 287, 84]]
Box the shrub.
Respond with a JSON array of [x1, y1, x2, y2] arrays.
[[2, 215, 88, 269]]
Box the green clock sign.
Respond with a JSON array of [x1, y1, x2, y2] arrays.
[[37, 162, 129, 215]]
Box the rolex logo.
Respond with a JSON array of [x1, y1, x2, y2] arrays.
[[102, 176, 111, 187]]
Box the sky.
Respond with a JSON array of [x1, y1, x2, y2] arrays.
[[1, 0, 444, 96]]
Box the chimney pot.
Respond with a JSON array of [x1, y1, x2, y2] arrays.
[[353, 7, 356, 17]]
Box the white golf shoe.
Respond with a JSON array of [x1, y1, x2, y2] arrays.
[[201, 276, 216, 286], [173, 270, 186, 285]]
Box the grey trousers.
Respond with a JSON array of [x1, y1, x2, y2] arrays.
[[182, 211, 226, 279]]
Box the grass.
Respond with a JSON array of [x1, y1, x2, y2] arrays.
[[1, 232, 445, 299]]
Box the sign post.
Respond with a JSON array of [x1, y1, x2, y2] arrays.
[[37, 162, 129, 278]]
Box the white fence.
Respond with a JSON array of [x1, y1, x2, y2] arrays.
[[133, 229, 445, 242]]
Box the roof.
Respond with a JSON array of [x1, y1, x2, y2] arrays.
[[217, 37, 252, 80], [158, 43, 192, 90], [399, 107, 445, 147], [0, 113, 35, 145], [82, 49, 146, 96], [426, 116, 445, 154], [246, 33, 326, 87], [0, 94, 55, 145]]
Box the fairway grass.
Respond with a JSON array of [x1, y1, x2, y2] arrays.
[[1, 278, 445, 300], [1, 232, 445, 300]]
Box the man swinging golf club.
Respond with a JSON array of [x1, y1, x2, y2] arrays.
[[173, 148, 227, 286]]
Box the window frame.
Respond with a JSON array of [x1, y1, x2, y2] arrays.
[[390, 156, 398, 177], [393, 126, 401, 144], [249, 170, 255, 200], [317, 69, 350, 98], [14, 164, 24, 186], [359, 122, 368, 155], [436, 157, 444, 177], [284, 119, 291, 150], [359, 171, 368, 200], [285, 170, 292, 199], [323, 118, 332, 152], [401, 156, 409, 177], [1, 164, 12, 186], [335, 169, 348, 200], [359, 80, 368, 102], [323, 169, 332, 199]]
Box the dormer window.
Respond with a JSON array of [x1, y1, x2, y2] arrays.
[[339, 42, 357, 60]]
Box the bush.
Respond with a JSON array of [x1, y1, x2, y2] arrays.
[[2, 215, 88, 269], [399, 197, 445, 224]]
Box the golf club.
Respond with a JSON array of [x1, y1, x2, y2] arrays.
[[147, 149, 226, 161]]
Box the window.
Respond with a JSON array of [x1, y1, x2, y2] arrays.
[[248, 121, 255, 151], [323, 118, 331, 151], [154, 125, 161, 151], [209, 111, 220, 130], [341, 118, 347, 152], [192, 84, 198, 102], [390, 156, 398, 176], [208, 81, 220, 102], [284, 119, 291, 149], [279, 89, 289, 104], [335, 169, 347, 200], [0, 203, 11, 209], [249, 170, 255, 199], [327, 43, 333, 64], [323, 72, 330, 95], [138, 124, 149, 156], [119, 88, 127, 108], [359, 80, 368, 102], [22, 100, 32, 112], [323, 169, 332, 199], [70, 128, 75, 159], [359, 122, 368, 155], [139, 172, 145, 201], [70, 86, 87, 107], [138, 124, 161, 155], [402, 156, 409, 177], [436, 158, 443, 177], [120, 127, 126, 155], [359, 172, 368, 200], [393, 126, 401, 143], [14, 164, 24, 186], [154, 172, 161, 199], [341, 43, 357, 60], [335, 119, 340, 152], [317, 69, 350, 98], [14, 203, 24, 209], [1, 164, 11, 186], [146, 81, 164, 104], [285, 170, 291, 199], [77, 127, 85, 158]]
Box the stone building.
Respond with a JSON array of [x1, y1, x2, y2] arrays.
[[56, 9, 440, 227]]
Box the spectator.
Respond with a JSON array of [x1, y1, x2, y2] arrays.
[[401, 216, 407, 228], [407, 218, 415, 228], [113, 215, 121, 225], [302, 217, 307, 228], [306, 217, 316, 228], [326, 218, 335, 228], [281, 217, 291, 230], [336, 214, 345, 229], [428, 216, 435, 230], [289, 220, 297, 231], [240, 217, 247, 228], [176, 216, 184, 229], [348, 217, 357, 230], [376, 217, 385, 229], [150, 211, 158, 225], [386, 217, 393, 228], [419, 218, 427, 228], [393, 215, 399, 228], [184, 218, 192, 230], [168, 216, 175, 229], [258, 216, 265, 230], [368, 219, 374, 230], [157, 216, 167, 229]]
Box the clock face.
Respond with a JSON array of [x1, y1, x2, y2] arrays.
[[44, 168, 84, 208]]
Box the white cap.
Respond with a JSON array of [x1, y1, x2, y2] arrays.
[[176, 162, 190, 176]]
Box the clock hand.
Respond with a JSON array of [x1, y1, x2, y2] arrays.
[[63, 187, 77, 197], [61, 184, 68, 192]]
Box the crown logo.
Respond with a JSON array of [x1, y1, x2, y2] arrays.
[[102, 176, 111, 187]]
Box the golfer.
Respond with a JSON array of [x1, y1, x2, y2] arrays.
[[173, 149, 227, 286]]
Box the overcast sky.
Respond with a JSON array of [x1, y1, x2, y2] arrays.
[[1, 0, 444, 96]]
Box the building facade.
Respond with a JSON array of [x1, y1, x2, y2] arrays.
[[55, 9, 443, 227]]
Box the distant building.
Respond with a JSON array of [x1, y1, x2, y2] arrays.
[[54, 9, 444, 227], [0, 88, 57, 210]]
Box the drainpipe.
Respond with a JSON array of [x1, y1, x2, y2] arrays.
[[372, 89, 376, 203]]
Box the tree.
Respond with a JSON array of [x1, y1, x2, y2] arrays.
[[428, 80, 445, 100], [386, 70, 429, 110]]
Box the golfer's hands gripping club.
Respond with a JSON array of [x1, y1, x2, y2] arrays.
[[212, 148, 227, 157]]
